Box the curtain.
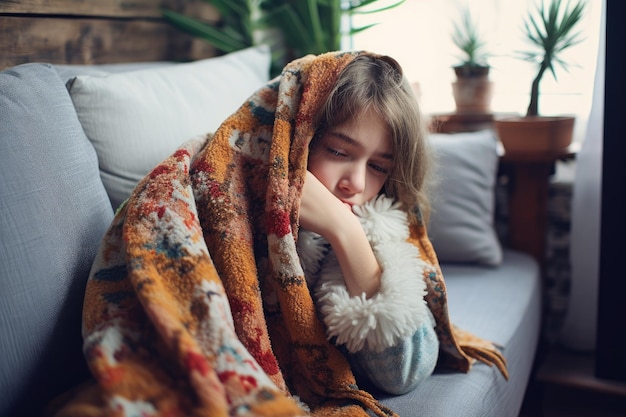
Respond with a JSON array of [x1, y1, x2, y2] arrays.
[[558, 0, 606, 352]]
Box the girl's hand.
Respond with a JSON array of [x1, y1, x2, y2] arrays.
[[299, 171, 381, 298], [299, 171, 354, 237]]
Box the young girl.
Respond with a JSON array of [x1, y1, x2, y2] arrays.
[[58, 48, 509, 417], [297, 54, 440, 395]]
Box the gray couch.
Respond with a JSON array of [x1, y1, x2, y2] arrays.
[[1, 48, 541, 417]]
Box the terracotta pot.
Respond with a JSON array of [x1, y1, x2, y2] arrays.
[[452, 76, 493, 114], [494, 116, 575, 153]]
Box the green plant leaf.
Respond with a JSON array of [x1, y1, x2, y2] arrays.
[[520, 0, 587, 116], [324, 0, 342, 50], [164, 0, 407, 75], [349, 0, 406, 15], [262, 4, 316, 54], [305, 0, 325, 53], [350, 23, 378, 35], [451, 6, 490, 66], [162, 9, 249, 52]]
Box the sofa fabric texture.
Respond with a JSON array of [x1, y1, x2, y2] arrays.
[[0, 63, 114, 417]]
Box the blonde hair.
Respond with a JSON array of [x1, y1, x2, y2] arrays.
[[313, 53, 434, 224]]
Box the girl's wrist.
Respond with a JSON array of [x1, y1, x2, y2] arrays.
[[323, 207, 361, 244], [326, 213, 382, 298]]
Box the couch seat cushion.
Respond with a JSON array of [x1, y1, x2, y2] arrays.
[[378, 250, 541, 417]]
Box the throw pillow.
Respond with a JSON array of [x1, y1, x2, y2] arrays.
[[67, 45, 271, 210], [427, 129, 503, 266]]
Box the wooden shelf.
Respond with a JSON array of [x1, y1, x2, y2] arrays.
[[429, 112, 496, 133], [429, 112, 523, 133], [501, 143, 579, 163]]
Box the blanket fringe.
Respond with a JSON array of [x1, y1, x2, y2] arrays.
[[310, 388, 398, 417], [453, 325, 509, 380], [339, 389, 397, 417], [461, 345, 509, 380]]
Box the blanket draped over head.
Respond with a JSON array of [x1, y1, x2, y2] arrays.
[[54, 51, 507, 417]]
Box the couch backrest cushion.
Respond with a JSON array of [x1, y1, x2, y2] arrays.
[[0, 63, 114, 416], [66, 45, 271, 210]]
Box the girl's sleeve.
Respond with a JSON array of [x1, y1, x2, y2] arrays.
[[346, 316, 439, 395], [313, 196, 439, 390]]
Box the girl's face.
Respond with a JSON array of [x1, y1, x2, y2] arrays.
[[308, 108, 393, 207]]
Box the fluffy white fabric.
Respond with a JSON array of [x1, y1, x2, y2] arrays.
[[297, 230, 329, 281], [298, 195, 432, 353], [352, 195, 409, 245]]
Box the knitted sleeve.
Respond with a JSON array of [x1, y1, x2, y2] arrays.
[[346, 317, 439, 395]]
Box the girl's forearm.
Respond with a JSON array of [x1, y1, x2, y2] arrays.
[[327, 216, 381, 298], [299, 172, 381, 297]]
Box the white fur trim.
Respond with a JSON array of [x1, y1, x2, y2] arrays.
[[297, 230, 328, 281], [314, 196, 432, 353], [352, 195, 409, 245]]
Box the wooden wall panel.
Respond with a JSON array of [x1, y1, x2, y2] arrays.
[[1, 16, 215, 68], [0, 0, 219, 69], [0, 0, 218, 18], [0, 0, 167, 17]]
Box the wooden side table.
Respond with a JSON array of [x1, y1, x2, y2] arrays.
[[499, 148, 576, 271], [429, 112, 496, 133]]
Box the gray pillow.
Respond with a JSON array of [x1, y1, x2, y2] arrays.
[[427, 130, 503, 266], [0, 63, 114, 416]]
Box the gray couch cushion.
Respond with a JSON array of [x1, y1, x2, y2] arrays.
[[0, 63, 114, 416], [379, 250, 541, 417]]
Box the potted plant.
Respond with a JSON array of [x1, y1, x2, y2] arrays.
[[162, 0, 405, 78], [450, 6, 493, 114], [495, 0, 586, 153]]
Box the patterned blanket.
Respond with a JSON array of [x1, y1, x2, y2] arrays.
[[55, 51, 507, 417]]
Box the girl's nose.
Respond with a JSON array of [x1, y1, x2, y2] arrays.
[[339, 164, 366, 194]]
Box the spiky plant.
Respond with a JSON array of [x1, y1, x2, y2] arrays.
[[162, 0, 405, 77], [451, 6, 490, 76], [521, 0, 586, 116]]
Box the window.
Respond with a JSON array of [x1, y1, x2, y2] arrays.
[[350, 0, 603, 144]]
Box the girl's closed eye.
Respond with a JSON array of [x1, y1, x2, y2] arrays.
[[326, 147, 348, 158], [369, 162, 389, 175]]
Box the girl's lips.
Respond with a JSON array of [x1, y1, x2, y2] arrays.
[[341, 200, 354, 208]]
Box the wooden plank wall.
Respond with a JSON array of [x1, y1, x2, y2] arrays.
[[0, 0, 218, 69]]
